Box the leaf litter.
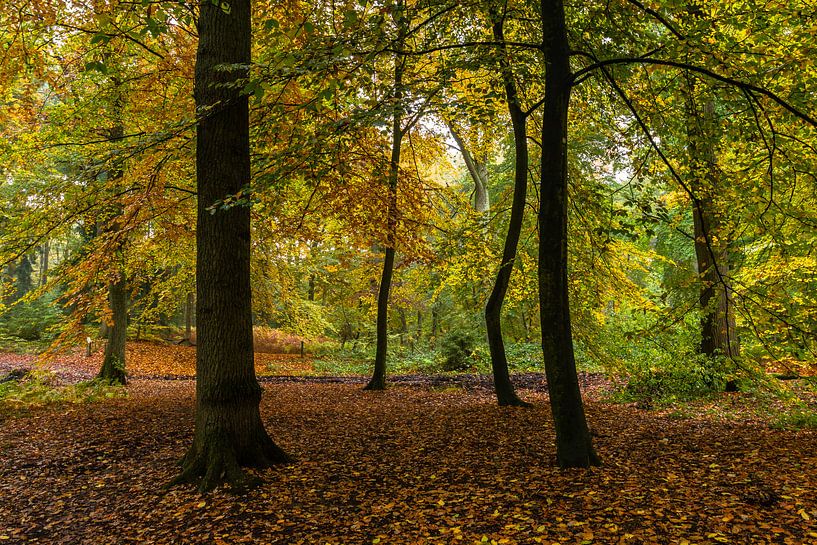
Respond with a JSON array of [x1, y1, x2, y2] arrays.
[[0, 346, 815, 544]]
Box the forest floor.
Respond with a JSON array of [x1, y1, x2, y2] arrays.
[[0, 343, 816, 544]]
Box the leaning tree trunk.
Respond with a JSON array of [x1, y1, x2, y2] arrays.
[[172, 0, 290, 493], [366, 1, 406, 391], [685, 86, 740, 362], [448, 125, 490, 214], [98, 270, 128, 384], [483, 6, 530, 407], [538, 0, 599, 467]]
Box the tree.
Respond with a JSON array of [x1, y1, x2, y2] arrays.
[[483, 5, 531, 407], [172, 0, 290, 492], [684, 80, 740, 365], [537, 0, 599, 467], [365, 0, 408, 391], [97, 77, 129, 386]]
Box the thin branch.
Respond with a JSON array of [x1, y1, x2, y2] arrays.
[[573, 56, 817, 128]]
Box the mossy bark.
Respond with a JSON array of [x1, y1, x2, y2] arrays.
[[173, 0, 289, 493], [98, 272, 128, 385], [538, 0, 600, 468]]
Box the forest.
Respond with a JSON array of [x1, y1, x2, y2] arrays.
[[0, 0, 816, 543]]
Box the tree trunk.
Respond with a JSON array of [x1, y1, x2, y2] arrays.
[[483, 7, 530, 407], [538, 0, 599, 467], [182, 291, 194, 345], [449, 125, 490, 214], [685, 86, 740, 362], [97, 271, 128, 385], [98, 73, 128, 385], [13, 254, 33, 301], [366, 1, 406, 391], [172, 0, 290, 493], [38, 241, 49, 288]]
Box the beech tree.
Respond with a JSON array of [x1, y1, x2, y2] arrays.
[[483, 5, 531, 408], [172, 0, 290, 492]]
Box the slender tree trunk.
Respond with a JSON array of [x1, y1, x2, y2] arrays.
[[685, 86, 740, 362], [538, 0, 600, 467], [307, 273, 316, 302], [366, 1, 406, 391], [449, 125, 490, 214], [172, 0, 290, 493], [38, 241, 49, 288], [98, 271, 128, 384], [13, 254, 33, 301], [182, 291, 194, 345], [484, 7, 530, 407]]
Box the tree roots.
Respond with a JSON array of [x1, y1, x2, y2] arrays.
[[169, 434, 291, 493]]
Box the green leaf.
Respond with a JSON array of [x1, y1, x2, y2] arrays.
[[89, 33, 110, 45], [84, 61, 108, 74]]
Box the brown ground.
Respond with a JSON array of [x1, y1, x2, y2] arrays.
[[0, 375, 815, 544]]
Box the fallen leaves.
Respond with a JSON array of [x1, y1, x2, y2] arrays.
[[0, 375, 815, 544]]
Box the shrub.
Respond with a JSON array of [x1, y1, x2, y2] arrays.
[[0, 296, 63, 342], [439, 329, 479, 371]]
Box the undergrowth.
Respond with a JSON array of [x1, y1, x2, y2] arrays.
[[0, 370, 125, 415]]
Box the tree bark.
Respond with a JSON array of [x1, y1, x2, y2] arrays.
[[182, 291, 194, 345], [538, 0, 600, 467], [38, 241, 49, 288], [483, 7, 530, 407], [449, 125, 490, 214], [98, 271, 128, 384], [172, 0, 290, 492], [98, 73, 128, 385], [13, 254, 33, 301], [366, 0, 406, 391], [685, 85, 740, 362]]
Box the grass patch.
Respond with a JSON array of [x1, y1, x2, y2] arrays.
[[0, 370, 125, 416], [771, 409, 817, 430]]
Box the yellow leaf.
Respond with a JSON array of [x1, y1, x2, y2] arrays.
[[799, 509, 811, 521], [196, 501, 206, 508]]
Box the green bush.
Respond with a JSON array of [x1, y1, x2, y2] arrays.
[[439, 329, 479, 371], [0, 296, 63, 342]]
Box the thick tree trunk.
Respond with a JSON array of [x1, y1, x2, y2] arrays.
[[98, 271, 128, 384], [173, 0, 290, 493], [538, 0, 599, 467], [97, 75, 128, 385], [366, 2, 406, 391], [483, 7, 530, 407], [685, 89, 740, 361]]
